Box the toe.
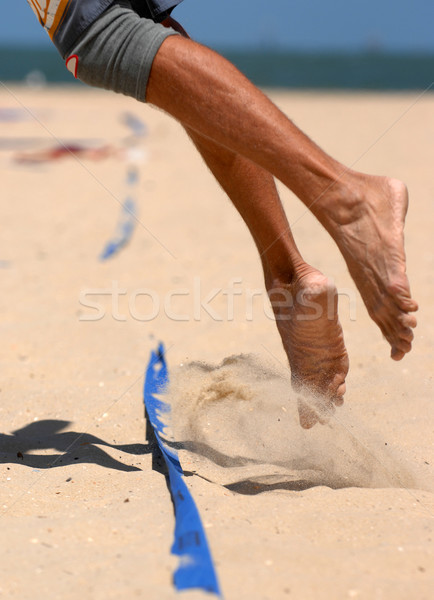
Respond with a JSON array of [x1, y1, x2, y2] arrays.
[[382, 311, 416, 358], [334, 378, 346, 399], [395, 338, 412, 355], [388, 280, 418, 313], [399, 312, 417, 330], [326, 372, 347, 407], [391, 347, 406, 361], [400, 327, 414, 342], [299, 409, 319, 429], [297, 399, 319, 429], [403, 298, 419, 312], [297, 395, 335, 429]]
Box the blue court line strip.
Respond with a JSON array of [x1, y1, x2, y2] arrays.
[[100, 113, 146, 260], [100, 166, 138, 261], [143, 343, 222, 597], [99, 196, 136, 260]]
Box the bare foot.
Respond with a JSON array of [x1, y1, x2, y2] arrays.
[[268, 267, 349, 429], [317, 176, 418, 360]]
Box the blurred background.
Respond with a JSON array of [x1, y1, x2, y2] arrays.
[[2, 0, 434, 89]]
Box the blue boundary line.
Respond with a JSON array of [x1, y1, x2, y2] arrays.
[[143, 343, 222, 597], [100, 166, 138, 261], [99, 195, 137, 260]]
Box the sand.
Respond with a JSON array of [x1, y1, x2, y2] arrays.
[[0, 84, 433, 600]]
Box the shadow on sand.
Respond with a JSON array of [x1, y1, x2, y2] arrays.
[[0, 419, 151, 472]]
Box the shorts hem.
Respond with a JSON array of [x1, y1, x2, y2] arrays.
[[136, 29, 179, 102], [67, 2, 180, 103]]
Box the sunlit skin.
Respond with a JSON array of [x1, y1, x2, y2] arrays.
[[147, 20, 417, 427]]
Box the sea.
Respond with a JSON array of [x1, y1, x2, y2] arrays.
[[1, 45, 434, 91]]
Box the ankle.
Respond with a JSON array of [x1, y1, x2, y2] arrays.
[[266, 260, 318, 291], [310, 172, 367, 227]]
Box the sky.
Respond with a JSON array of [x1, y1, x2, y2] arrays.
[[4, 0, 434, 52]]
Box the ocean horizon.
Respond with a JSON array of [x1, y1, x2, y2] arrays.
[[1, 45, 433, 91]]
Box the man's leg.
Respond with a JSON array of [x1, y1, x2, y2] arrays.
[[146, 34, 417, 363], [158, 18, 348, 426], [185, 127, 349, 428]]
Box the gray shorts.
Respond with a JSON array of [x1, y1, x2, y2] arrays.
[[67, 0, 180, 102]]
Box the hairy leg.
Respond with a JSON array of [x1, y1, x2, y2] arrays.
[[147, 34, 417, 360], [185, 127, 349, 428]]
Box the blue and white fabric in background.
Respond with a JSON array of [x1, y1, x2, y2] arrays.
[[144, 344, 222, 597], [99, 169, 138, 261], [99, 112, 148, 261]]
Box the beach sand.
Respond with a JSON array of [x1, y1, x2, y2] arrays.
[[1, 85, 433, 599]]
